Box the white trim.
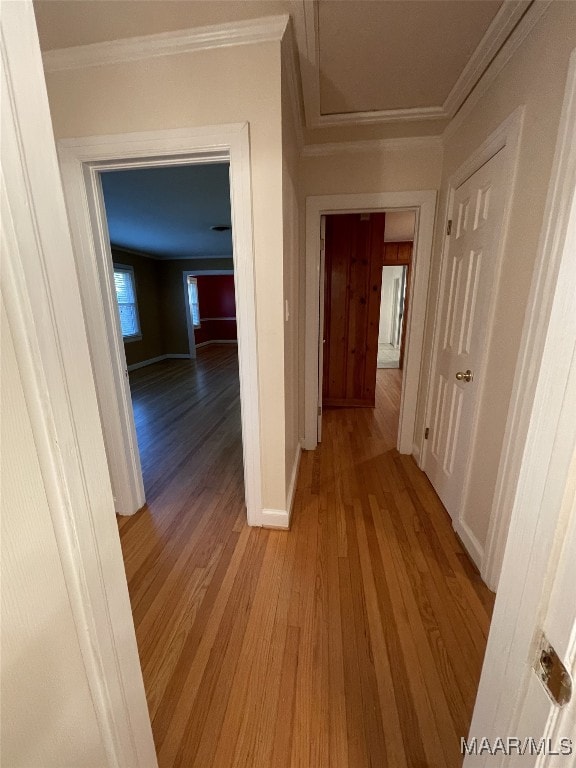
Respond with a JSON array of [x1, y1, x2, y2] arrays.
[[301, 136, 443, 158], [420, 107, 524, 573], [304, 191, 437, 454], [195, 340, 238, 348], [42, 14, 289, 72], [1, 3, 157, 765], [316, 105, 446, 127], [261, 508, 290, 530], [286, 442, 302, 520], [443, 0, 535, 117], [57, 124, 263, 528], [468, 49, 576, 752], [260, 442, 302, 531], [453, 519, 485, 572], [127, 349, 234, 371], [282, 19, 305, 150], [483, 53, 576, 591], [443, 1, 552, 141], [183, 271, 198, 360]]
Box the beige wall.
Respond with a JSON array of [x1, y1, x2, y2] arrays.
[[1, 299, 107, 768], [44, 42, 290, 511], [281, 36, 301, 500], [415, 2, 576, 547], [300, 143, 443, 197]]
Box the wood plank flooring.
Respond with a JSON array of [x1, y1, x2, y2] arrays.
[[119, 346, 495, 768]]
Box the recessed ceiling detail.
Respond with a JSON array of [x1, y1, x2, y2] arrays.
[[318, 0, 502, 116]]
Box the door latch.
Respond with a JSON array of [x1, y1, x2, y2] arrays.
[[534, 633, 572, 706]]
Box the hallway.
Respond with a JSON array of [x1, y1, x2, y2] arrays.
[[119, 352, 494, 768]]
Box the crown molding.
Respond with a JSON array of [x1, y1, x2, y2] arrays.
[[443, 0, 552, 141], [42, 14, 289, 73], [301, 135, 443, 158], [313, 105, 447, 127], [282, 19, 305, 150], [110, 244, 234, 262], [443, 0, 533, 118]]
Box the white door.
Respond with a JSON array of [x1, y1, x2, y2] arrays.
[[467, 50, 576, 764], [425, 149, 508, 518], [512, 492, 576, 763], [317, 215, 326, 441]]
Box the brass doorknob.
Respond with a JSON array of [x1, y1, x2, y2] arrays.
[[455, 369, 473, 382]]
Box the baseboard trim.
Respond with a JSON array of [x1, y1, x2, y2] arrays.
[[127, 354, 167, 371], [127, 353, 193, 371], [261, 508, 290, 530], [287, 443, 302, 520], [195, 340, 238, 348], [453, 518, 484, 573]]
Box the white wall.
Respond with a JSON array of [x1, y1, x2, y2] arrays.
[[1, 300, 108, 767], [43, 40, 290, 513], [416, 2, 576, 549]]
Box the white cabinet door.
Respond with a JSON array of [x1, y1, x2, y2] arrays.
[[425, 149, 507, 519]]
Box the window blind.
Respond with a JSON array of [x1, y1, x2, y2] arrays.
[[113, 267, 140, 338]]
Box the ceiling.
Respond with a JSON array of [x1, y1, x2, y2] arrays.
[[100, 163, 232, 259], [318, 1, 501, 115], [34, 0, 532, 138]]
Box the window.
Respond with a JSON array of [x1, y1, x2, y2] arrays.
[[187, 276, 201, 328], [113, 265, 141, 340]]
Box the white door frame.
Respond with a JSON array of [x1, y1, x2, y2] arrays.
[[58, 124, 263, 525], [183, 271, 198, 360], [468, 51, 576, 755], [421, 107, 524, 574], [182, 268, 235, 359], [1, 2, 157, 764], [304, 191, 437, 454]]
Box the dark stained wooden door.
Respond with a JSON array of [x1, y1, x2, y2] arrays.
[[322, 212, 385, 407]]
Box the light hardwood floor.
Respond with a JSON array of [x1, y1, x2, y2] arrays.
[[119, 345, 494, 768]]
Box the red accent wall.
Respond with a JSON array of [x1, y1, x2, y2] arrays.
[[194, 275, 237, 344]]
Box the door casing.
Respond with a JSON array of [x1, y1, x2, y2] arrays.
[[304, 190, 437, 453], [57, 125, 263, 525]]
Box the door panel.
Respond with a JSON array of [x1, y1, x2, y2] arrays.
[[425, 150, 507, 518], [323, 213, 385, 407]]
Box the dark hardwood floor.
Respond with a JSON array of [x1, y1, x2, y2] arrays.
[[118, 346, 494, 768]]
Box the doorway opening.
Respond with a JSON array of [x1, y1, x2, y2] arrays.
[[304, 190, 436, 455], [99, 162, 242, 508], [320, 209, 416, 448], [58, 124, 262, 528]]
